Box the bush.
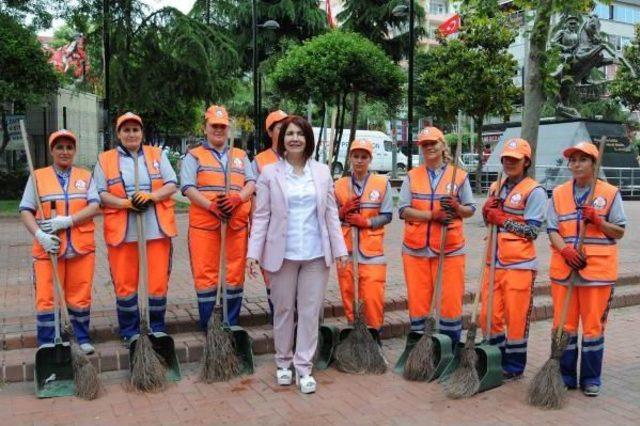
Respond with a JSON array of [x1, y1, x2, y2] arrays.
[[0, 169, 29, 199]]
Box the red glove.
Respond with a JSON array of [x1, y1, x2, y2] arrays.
[[430, 210, 451, 224], [482, 196, 501, 219], [580, 206, 604, 228], [345, 213, 369, 228], [440, 196, 460, 217], [217, 193, 243, 216], [339, 196, 360, 220], [208, 200, 229, 220], [485, 207, 508, 227], [560, 246, 587, 270]]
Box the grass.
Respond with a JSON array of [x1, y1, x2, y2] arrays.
[[0, 199, 20, 216]]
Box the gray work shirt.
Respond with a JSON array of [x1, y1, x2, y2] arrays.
[[93, 146, 177, 243], [180, 143, 255, 195], [20, 167, 100, 258], [398, 164, 476, 258]]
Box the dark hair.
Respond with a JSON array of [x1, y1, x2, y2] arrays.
[[277, 115, 315, 161]]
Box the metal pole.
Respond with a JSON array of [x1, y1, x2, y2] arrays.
[[252, 0, 259, 156], [407, 0, 415, 170], [391, 119, 398, 178], [103, 0, 111, 149]]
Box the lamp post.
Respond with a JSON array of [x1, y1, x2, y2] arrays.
[[392, 1, 415, 170], [252, 0, 279, 156]]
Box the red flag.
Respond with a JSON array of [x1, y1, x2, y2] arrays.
[[438, 14, 461, 36], [326, 0, 336, 28]]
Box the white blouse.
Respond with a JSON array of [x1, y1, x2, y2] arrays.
[[283, 161, 323, 261]]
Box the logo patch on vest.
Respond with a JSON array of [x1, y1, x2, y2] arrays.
[[74, 179, 87, 190], [445, 183, 458, 193], [509, 193, 522, 204], [233, 157, 243, 168], [592, 196, 607, 210], [369, 190, 381, 202], [153, 160, 160, 171]]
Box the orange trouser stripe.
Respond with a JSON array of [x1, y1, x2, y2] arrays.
[[336, 262, 386, 329]]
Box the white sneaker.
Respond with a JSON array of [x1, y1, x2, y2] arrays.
[[276, 368, 293, 386], [296, 373, 316, 394], [80, 343, 95, 355]]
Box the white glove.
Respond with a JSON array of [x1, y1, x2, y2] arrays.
[[39, 215, 73, 234], [35, 229, 61, 254]]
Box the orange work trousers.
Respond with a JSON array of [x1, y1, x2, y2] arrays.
[[189, 225, 248, 328], [107, 238, 172, 339], [337, 262, 386, 330], [34, 253, 95, 345], [479, 268, 535, 374], [403, 253, 465, 344]]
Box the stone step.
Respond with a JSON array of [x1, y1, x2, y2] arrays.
[[3, 282, 640, 383]]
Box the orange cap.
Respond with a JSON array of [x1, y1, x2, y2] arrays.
[[205, 105, 229, 126], [265, 110, 288, 131], [563, 141, 600, 160], [116, 112, 143, 131], [417, 127, 444, 144], [501, 138, 532, 160], [349, 139, 373, 156], [48, 129, 77, 149]]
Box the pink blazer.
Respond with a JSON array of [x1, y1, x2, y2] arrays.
[[247, 159, 348, 272]]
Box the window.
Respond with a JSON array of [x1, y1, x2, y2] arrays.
[[609, 34, 621, 51], [429, 1, 447, 15], [621, 37, 632, 50], [594, 2, 611, 20], [613, 4, 640, 25]]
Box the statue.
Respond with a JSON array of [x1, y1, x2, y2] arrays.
[[549, 14, 636, 118]]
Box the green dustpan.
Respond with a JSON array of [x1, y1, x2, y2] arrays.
[[230, 325, 254, 375], [438, 341, 503, 392], [393, 331, 454, 381], [128, 332, 182, 382], [34, 342, 75, 398], [314, 324, 340, 370]]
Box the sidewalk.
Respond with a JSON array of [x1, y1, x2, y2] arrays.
[[2, 305, 639, 425]]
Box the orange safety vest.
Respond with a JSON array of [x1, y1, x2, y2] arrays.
[[188, 145, 251, 231], [488, 176, 541, 267], [403, 164, 468, 254], [98, 145, 177, 246], [254, 148, 279, 175], [335, 174, 388, 258], [549, 180, 619, 284], [32, 166, 95, 259]]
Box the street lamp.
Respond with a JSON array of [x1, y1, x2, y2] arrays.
[[392, 1, 415, 170], [252, 1, 279, 156]]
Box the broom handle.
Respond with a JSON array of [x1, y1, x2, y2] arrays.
[[133, 152, 151, 327], [217, 121, 235, 325], [555, 137, 606, 340], [431, 122, 463, 325], [485, 173, 503, 340], [351, 178, 360, 314], [19, 120, 75, 335]]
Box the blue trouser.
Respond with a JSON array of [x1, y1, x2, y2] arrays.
[[116, 293, 167, 339], [36, 307, 91, 346], [197, 286, 243, 330], [489, 333, 528, 375], [561, 334, 605, 388], [409, 316, 462, 346]]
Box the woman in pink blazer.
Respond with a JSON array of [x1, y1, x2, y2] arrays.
[[247, 115, 348, 394]]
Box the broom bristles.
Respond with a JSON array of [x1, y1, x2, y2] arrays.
[[334, 305, 387, 375], [403, 317, 437, 381], [527, 330, 570, 409], [70, 341, 102, 400], [199, 309, 240, 383], [130, 321, 167, 392], [442, 324, 480, 399]]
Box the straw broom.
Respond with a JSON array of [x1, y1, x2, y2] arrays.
[[20, 120, 102, 400], [403, 117, 463, 382], [527, 137, 606, 409], [199, 120, 241, 383]]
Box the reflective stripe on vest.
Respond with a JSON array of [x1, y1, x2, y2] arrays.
[[98, 145, 177, 246], [403, 164, 468, 253], [335, 174, 388, 258], [549, 180, 619, 284], [255, 149, 279, 174], [488, 176, 541, 267], [188, 145, 251, 231], [32, 166, 95, 259]]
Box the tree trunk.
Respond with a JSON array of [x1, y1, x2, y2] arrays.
[[0, 109, 10, 155], [521, 0, 554, 180], [314, 102, 326, 160], [474, 116, 484, 194], [332, 92, 347, 167], [343, 90, 359, 176]]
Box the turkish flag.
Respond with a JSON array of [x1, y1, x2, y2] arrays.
[[326, 0, 336, 28], [438, 14, 461, 36]]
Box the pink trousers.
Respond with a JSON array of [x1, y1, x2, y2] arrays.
[[267, 257, 329, 376]]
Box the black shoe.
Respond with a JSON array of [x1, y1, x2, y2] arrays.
[[502, 372, 523, 382]]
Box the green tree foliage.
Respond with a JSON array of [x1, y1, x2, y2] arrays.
[[611, 25, 640, 112], [0, 12, 59, 153], [416, 0, 519, 190], [270, 30, 404, 171], [0, 0, 66, 29]]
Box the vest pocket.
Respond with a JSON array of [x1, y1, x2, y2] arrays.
[[497, 233, 534, 265], [404, 221, 426, 249]]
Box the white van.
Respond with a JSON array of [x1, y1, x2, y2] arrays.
[[312, 127, 409, 175]]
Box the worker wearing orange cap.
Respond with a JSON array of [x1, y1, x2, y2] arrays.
[[20, 130, 100, 354], [398, 127, 476, 345], [251, 109, 287, 320], [335, 139, 393, 330], [546, 141, 626, 397], [480, 138, 547, 380], [180, 105, 256, 329], [93, 112, 178, 344]]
